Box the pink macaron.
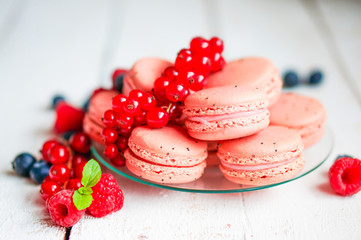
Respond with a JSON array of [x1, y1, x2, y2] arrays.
[[183, 85, 270, 141], [206, 57, 282, 106], [83, 90, 118, 144], [124, 125, 208, 184], [269, 93, 327, 148], [218, 126, 305, 186], [122, 57, 172, 96]]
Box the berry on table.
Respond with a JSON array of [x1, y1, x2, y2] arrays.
[[102, 110, 117, 128], [12, 153, 36, 177], [309, 70, 324, 85], [69, 132, 91, 154], [190, 37, 210, 54], [210, 37, 224, 53], [29, 160, 51, 184], [104, 144, 119, 159], [336, 154, 354, 161], [40, 181, 61, 201], [166, 82, 189, 102], [146, 107, 169, 128], [51, 94, 65, 109], [283, 71, 300, 88], [54, 102, 85, 134], [41, 140, 61, 162], [329, 157, 361, 196], [49, 145, 70, 165], [49, 164, 71, 184], [66, 178, 83, 190], [102, 127, 118, 144], [47, 190, 86, 227]]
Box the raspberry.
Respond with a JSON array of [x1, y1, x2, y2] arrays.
[[87, 174, 124, 217], [54, 102, 85, 134], [47, 190, 86, 227], [329, 157, 361, 196]]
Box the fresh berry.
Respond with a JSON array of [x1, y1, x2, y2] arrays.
[[175, 49, 193, 71], [133, 110, 147, 126], [112, 94, 127, 112], [166, 82, 189, 102], [62, 131, 75, 141], [54, 102, 84, 134], [66, 178, 83, 190], [102, 127, 118, 144], [129, 89, 145, 101], [51, 94, 66, 109], [167, 102, 183, 121], [177, 70, 195, 88], [210, 37, 224, 53], [41, 140, 61, 162], [104, 144, 119, 159], [87, 174, 124, 217], [115, 113, 134, 129], [74, 161, 87, 179], [329, 157, 361, 196], [122, 98, 140, 116], [102, 110, 117, 128], [187, 73, 206, 91], [47, 190, 86, 227], [116, 137, 128, 152], [153, 77, 172, 102], [29, 160, 51, 184], [49, 164, 71, 184], [336, 155, 354, 161], [112, 69, 127, 83], [40, 181, 61, 201], [146, 107, 169, 128], [117, 125, 133, 138], [190, 37, 210, 54], [192, 55, 211, 76], [72, 155, 88, 168], [69, 132, 91, 154], [42, 175, 52, 183], [210, 52, 225, 72], [283, 71, 299, 88], [12, 153, 36, 177], [309, 70, 324, 85], [49, 145, 70, 165], [112, 69, 127, 92], [141, 93, 156, 111], [163, 66, 179, 81], [111, 155, 126, 166]]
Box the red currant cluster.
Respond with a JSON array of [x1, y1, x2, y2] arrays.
[[39, 132, 91, 201]]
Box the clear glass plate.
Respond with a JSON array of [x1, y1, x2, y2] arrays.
[[91, 127, 333, 193]]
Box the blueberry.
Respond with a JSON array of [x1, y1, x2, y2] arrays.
[[12, 153, 36, 177], [115, 74, 124, 92], [309, 70, 324, 85], [62, 131, 75, 141], [83, 96, 91, 112], [335, 154, 354, 161], [283, 71, 300, 88], [52, 94, 65, 109], [29, 160, 51, 184]]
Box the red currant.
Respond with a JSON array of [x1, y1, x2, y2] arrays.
[[112, 94, 127, 112], [163, 66, 179, 81], [141, 93, 157, 111], [175, 49, 193, 71], [122, 98, 140, 116], [66, 178, 83, 190], [190, 37, 211, 54], [129, 89, 145, 100], [74, 161, 87, 179], [102, 127, 118, 143], [192, 55, 212, 76], [42, 176, 52, 183], [146, 107, 169, 128], [69, 132, 90, 154], [167, 102, 183, 121], [166, 82, 189, 102], [104, 144, 119, 159], [71, 154, 88, 168], [116, 113, 134, 129], [49, 145, 70, 165], [40, 181, 61, 201], [188, 73, 206, 91], [118, 125, 133, 137], [41, 140, 60, 162], [210, 37, 224, 53], [133, 110, 147, 126], [116, 137, 128, 152], [102, 109, 117, 128], [111, 154, 125, 166], [153, 77, 172, 102], [210, 52, 225, 72], [177, 70, 195, 88], [49, 164, 71, 184]]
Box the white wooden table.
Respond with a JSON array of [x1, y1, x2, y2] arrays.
[[1, 0, 361, 239]]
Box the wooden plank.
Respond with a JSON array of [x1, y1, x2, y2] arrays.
[[217, 0, 361, 239], [0, 0, 113, 238]]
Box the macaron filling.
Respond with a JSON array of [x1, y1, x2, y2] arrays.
[[220, 157, 297, 171], [187, 109, 268, 125]]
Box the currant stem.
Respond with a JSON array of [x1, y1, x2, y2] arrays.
[[166, 103, 172, 113]]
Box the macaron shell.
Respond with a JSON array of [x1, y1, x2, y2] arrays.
[[219, 154, 304, 185], [125, 149, 206, 184], [302, 127, 325, 149], [87, 90, 118, 126], [123, 57, 172, 95], [83, 114, 104, 144]]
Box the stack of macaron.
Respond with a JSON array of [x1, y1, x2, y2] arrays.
[[85, 55, 327, 186]]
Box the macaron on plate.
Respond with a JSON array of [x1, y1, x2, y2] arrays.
[[91, 127, 333, 193]]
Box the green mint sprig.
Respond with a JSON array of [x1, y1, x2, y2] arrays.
[[72, 159, 101, 210]]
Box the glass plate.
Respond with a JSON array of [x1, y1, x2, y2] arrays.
[[91, 127, 333, 193]]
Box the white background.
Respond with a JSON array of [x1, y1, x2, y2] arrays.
[[0, 0, 360, 239]]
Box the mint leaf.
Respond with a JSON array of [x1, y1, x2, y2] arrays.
[[73, 190, 93, 210], [81, 159, 101, 188], [78, 187, 93, 195]]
